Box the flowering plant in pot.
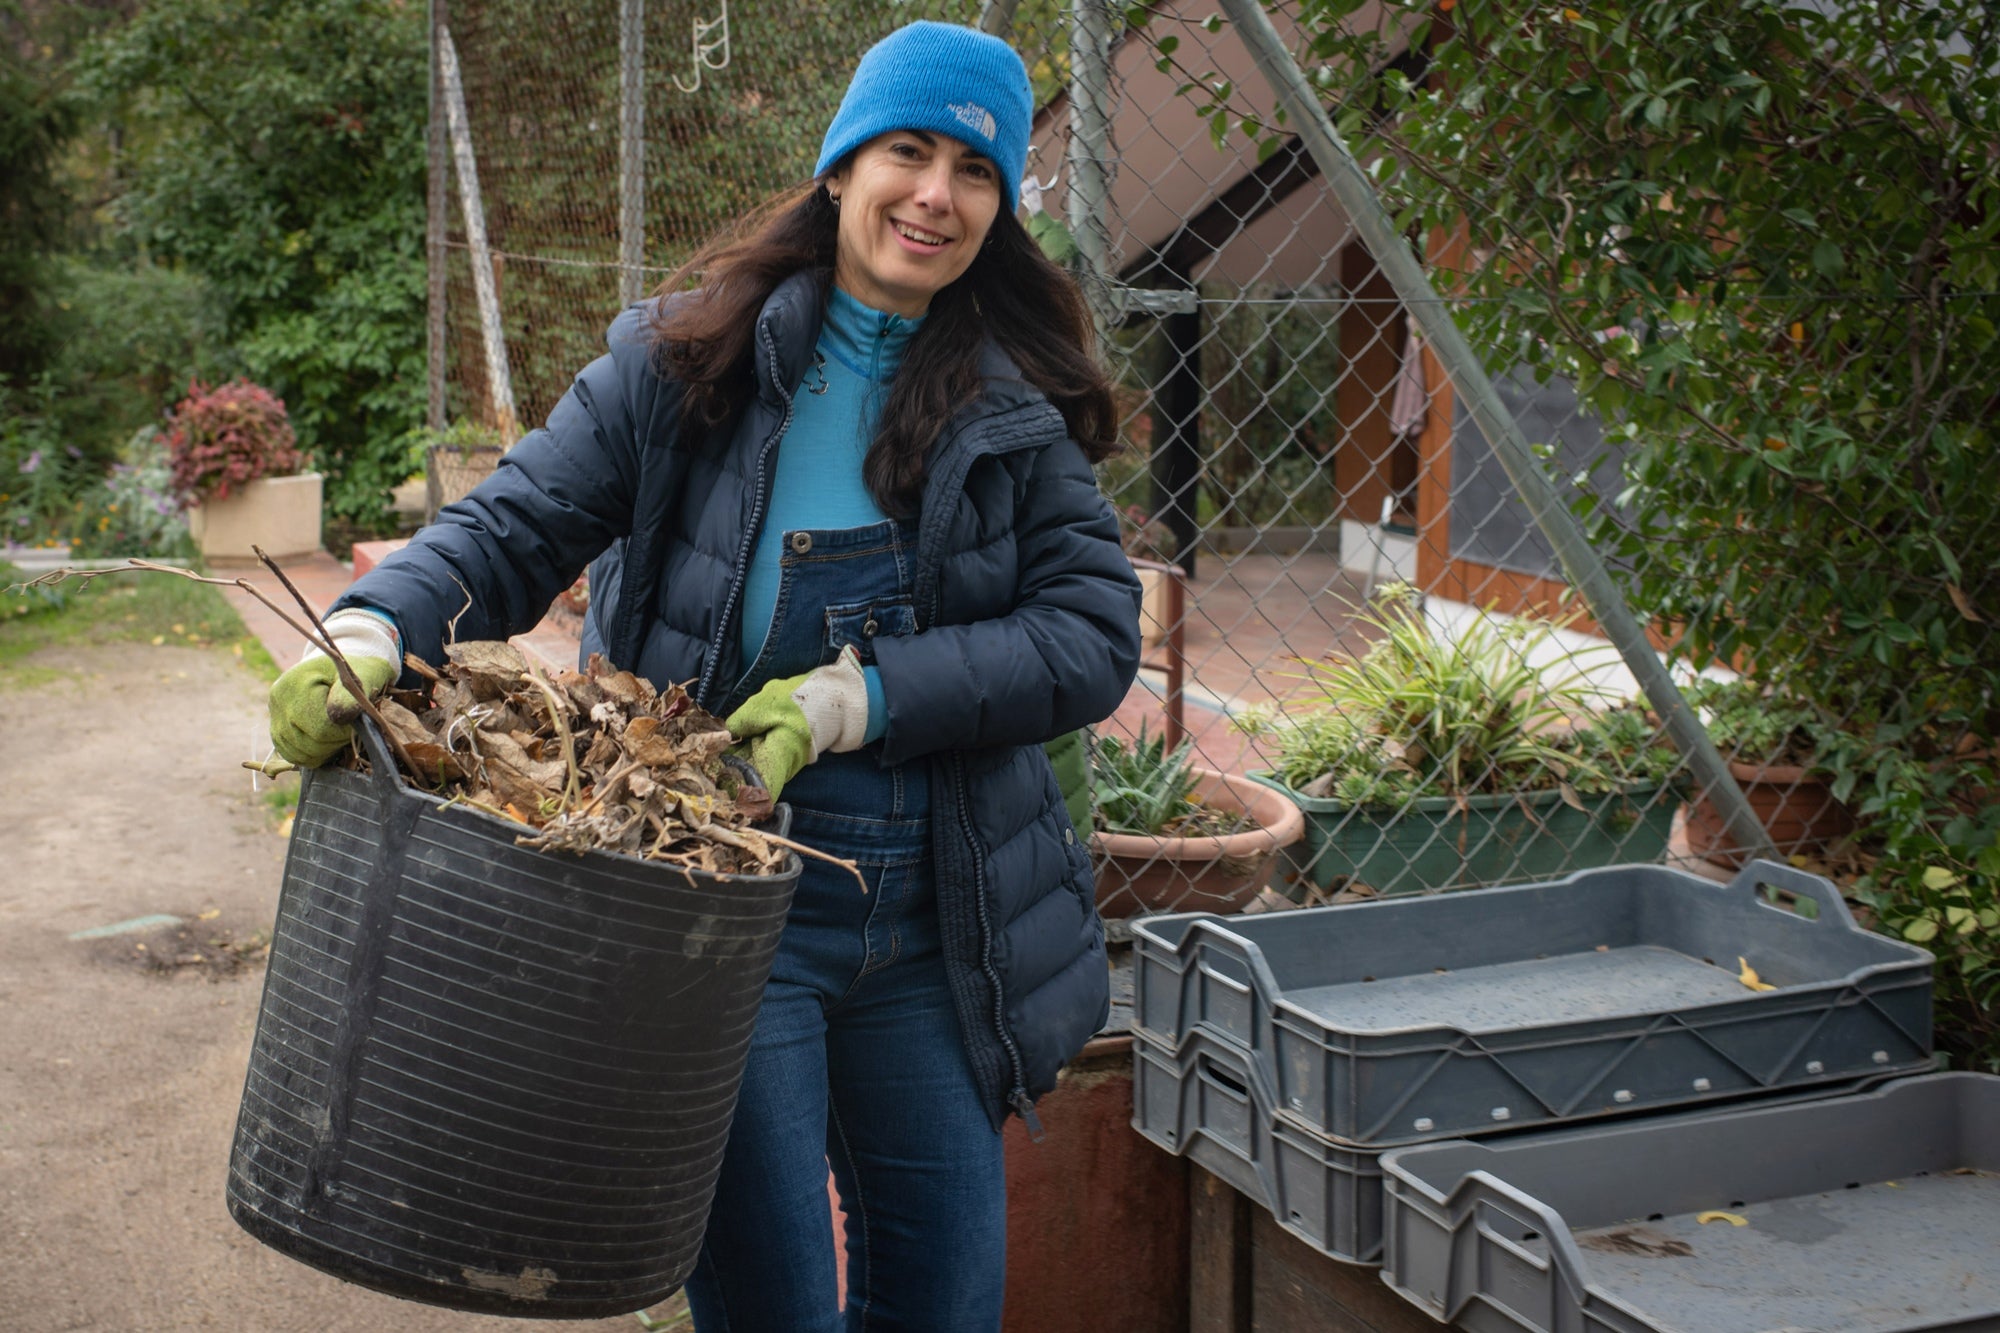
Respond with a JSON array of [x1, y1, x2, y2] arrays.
[[1239, 588, 1681, 897], [1089, 724, 1304, 919], [166, 379, 303, 506], [165, 380, 320, 561], [1681, 677, 1854, 868]]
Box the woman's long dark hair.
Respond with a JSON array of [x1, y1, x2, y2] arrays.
[[649, 179, 1119, 518]]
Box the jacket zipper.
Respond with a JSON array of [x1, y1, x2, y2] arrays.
[[695, 321, 795, 708], [951, 751, 1044, 1141]]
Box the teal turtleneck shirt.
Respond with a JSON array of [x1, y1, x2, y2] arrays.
[[739, 287, 921, 742]]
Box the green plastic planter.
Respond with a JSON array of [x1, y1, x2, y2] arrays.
[[1245, 774, 1679, 896]]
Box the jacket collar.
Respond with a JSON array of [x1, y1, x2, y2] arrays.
[[753, 271, 829, 406], [752, 270, 1049, 425]]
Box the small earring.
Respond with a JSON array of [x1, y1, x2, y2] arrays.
[[828, 192, 841, 208]]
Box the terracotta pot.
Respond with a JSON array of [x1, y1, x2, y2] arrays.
[[1684, 760, 1855, 869], [1091, 767, 1305, 918]]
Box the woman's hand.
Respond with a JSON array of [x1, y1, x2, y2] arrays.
[[725, 645, 869, 800], [267, 610, 403, 768]]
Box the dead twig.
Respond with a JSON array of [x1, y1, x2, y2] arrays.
[[717, 825, 867, 893], [13, 552, 428, 780], [248, 545, 427, 781], [519, 655, 583, 810]]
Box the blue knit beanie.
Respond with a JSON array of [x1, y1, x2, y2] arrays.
[[815, 21, 1034, 212]]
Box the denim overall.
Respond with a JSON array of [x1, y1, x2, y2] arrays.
[[685, 520, 1006, 1333]]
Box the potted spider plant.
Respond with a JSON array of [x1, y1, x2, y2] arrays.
[[1680, 677, 1854, 869], [1089, 724, 1304, 918], [1241, 589, 1682, 897]]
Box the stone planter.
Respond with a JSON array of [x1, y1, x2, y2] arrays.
[[186, 473, 323, 563], [1684, 760, 1855, 870], [1092, 767, 1305, 918], [1248, 773, 1681, 897], [425, 444, 506, 521]]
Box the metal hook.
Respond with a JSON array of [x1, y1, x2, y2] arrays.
[[673, 0, 731, 94]]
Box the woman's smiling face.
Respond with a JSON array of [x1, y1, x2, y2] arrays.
[[829, 130, 1004, 318]]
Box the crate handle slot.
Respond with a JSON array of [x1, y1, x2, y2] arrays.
[[1432, 1170, 1595, 1319], [1196, 957, 1253, 996], [1198, 1054, 1252, 1101], [1727, 858, 1856, 928]]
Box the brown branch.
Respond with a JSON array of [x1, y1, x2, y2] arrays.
[[14, 555, 427, 781], [518, 655, 583, 809], [709, 824, 867, 894]]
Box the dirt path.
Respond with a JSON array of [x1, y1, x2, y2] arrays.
[[0, 642, 671, 1331]]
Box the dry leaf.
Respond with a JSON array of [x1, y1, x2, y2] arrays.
[[346, 641, 786, 877], [1737, 957, 1777, 992], [1696, 1211, 1748, 1227], [1946, 582, 1983, 624], [445, 640, 531, 697]]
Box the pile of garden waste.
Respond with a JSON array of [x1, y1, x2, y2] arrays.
[[360, 640, 789, 877]]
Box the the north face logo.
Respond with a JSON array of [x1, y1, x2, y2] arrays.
[[947, 101, 998, 141]]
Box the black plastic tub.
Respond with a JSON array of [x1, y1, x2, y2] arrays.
[[227, 720, 799, 1318]]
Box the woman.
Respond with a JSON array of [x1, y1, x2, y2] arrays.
[[266, 20, 1140, 1331]]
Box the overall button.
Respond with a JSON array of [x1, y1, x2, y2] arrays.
[[789, 532, 813, 555], [863, 617, 879, 637]]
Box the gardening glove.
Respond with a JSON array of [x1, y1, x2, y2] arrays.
[[268, 609, 403, 768], [724, 645, 870, 801]]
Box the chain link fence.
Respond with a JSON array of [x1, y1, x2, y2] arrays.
[[430, 0, 1999, 1068]]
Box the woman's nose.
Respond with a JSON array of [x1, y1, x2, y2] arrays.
[[912, 160, 956, 213]]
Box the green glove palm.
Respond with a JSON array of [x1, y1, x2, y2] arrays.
[[724, 645, 871, 802], [724, 673, 817, 803], [269, 654, 400, 768]]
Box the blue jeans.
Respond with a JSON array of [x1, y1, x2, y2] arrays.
[[686, 522, 1005, 1332]]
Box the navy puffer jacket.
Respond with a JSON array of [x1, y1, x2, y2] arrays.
[[335, 271, 1143, 1130]]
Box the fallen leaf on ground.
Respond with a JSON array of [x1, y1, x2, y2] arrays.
[[1696, 1211, 1748, 1226]]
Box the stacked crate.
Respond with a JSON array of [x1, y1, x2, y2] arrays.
[[1128, 859, 1936, 1268]]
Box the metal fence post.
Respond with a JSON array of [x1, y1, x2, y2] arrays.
[[618, 0, 647, 307], [1213, 0, 1776, 859], [978, 0, 1021, 38], [1066, 0, 1117, 332], [426, 0, 448, 433], [438, 24, 518, 439]]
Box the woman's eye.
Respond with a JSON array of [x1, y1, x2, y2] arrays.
[[961, 161, 993, 180]]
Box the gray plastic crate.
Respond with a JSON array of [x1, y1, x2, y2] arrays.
[[1131, 1028, 1898, 1271], [1378, 1073, 2000, 1333], [1132, 1030, 1388, 1265], [1131, 860, 1932, 1146]]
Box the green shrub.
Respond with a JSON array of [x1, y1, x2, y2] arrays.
[[0, 373, 94, 550], [69, 426, 195, 559]]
